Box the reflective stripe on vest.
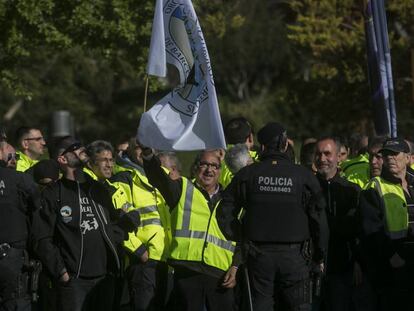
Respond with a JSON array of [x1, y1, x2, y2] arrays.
[[141, 218, 162, 226], [370, 177, 408, 239], [139, 205, 158, 215], [169, 178, 235, 271]]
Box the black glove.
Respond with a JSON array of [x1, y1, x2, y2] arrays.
[[118, 210, 141, 233]]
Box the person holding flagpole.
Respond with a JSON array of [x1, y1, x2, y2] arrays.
[[141, 147, 239, 310]]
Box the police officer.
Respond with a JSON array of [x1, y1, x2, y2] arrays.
[[0, 141, 41, 310], [217, 122, 329, 311]]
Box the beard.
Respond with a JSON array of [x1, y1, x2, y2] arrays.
[[66, 152, 89, 169]]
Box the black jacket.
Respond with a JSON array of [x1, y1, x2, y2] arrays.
[[316, 172, 360, 274], [0, 167, 41, 249], [217, 151, 329, 262], [35, 177, 125, 279]]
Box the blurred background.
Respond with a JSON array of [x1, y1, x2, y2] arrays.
[[1, 0, 414, 173]]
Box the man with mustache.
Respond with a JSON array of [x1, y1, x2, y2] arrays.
[[142, 148, 239, 311]]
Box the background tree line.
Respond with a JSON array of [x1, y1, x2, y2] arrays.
[[1, 0, 414, 146]]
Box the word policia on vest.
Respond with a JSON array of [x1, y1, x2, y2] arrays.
[[257, 176, 293, 193]]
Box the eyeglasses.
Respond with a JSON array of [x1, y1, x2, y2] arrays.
[[198, 161, 220, 170], [61, 143, 83, 156], [7, 153, 19, 162], [24, 137, 44, 142]]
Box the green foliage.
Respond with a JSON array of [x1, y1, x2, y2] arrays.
[[2, 0, 414, 151], [0, 0, 154, 95]]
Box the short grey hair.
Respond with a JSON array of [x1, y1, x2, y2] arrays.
[[86, 140, 114, 163], [157, 151, 182, 173], [225, 144, 251, 174]]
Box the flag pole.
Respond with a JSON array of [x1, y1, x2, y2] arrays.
[[143, 74, 149, 112]]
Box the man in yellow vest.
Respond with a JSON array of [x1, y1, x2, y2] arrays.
[[142, 148, 239, 311], [15, 126, 46, 172], [84, 140, 170, 311], [366, 136, 387, 183], [340, 133, 370, 188], [360, 137, 414, 310]]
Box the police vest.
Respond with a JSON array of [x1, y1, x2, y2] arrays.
[[367, 177, 408, 239], [169, 178, 235, 272], [16, 151, 38, 172]]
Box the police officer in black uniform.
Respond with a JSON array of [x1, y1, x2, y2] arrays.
[[0, 141, 41, 311], [217, 122, 329, 311]]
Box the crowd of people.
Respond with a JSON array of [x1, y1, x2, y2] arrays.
[[1, 118, 414, 311]]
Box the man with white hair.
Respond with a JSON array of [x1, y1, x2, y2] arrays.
[[224, 144, 253, 175]]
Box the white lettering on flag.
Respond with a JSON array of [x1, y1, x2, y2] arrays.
[[138, 0, 226, 151]]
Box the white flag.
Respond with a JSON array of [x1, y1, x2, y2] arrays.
[[138, 0, 226, 151]]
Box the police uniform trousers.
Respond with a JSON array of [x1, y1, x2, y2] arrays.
[[0, 247, 31, 311], [126, 259, 170, 311], [171, 266, 234, 311], [247, 243, 310, 311]]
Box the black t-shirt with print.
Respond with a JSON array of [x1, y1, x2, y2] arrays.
[[78, 184, 107, 278]]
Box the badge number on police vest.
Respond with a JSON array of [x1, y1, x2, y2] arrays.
[[257, 176, 294, 193]]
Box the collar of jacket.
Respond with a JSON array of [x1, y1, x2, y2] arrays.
[[115, 154, 145, 175], [193, 179, 223, 205], [316, 171, 342, 184], [380, 168, 414, 186], [259, 150, 291, 162]]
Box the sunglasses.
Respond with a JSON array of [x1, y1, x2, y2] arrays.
[[61, 143, 83, 156], [7, 153, 19, 161]]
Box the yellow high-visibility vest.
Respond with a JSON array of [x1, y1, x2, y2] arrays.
[[366, 176, 409, 240], [169, 178, 235, 271]]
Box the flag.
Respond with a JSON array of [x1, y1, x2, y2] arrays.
[[138, 0, 226, 151], [364, 0, 397, 137]]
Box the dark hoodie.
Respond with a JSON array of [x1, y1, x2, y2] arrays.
[[35, 176, 125, 279]]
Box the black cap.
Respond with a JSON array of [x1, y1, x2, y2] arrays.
[[32, 159, 60, 184], [51, 136, 82, 158], [257, 122, 286, 145], [380, 137, 410, 154]]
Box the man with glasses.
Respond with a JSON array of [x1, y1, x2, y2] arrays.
[[15, 127, 46, 172], [360, 138, 414, 310], [366, 136, 387, 182], [0, 140, 41, 310], [84, 140, 172, 311], [34, 136, 139, 311], [142, 148, 239, 311]]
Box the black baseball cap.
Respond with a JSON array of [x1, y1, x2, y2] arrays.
[[380, 137, 410, 154], [53, 136, 82, 157], [257, 122, 286, 145]]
